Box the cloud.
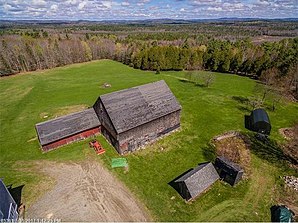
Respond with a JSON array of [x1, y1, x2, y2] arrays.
[[207, 6, 223, 11], [78, 1, 87, 10], [121, 1, 130, 6], [65, 0, 77, 5], [32, 0, 46, 6], [102, 1, 112, 8], [0, 0, 297, 20], [50, 4, 58, 11]]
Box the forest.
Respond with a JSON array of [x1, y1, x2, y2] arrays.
[[0, 20, 297, 98]]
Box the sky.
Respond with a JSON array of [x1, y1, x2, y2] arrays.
[[0, 0, 297, 20]]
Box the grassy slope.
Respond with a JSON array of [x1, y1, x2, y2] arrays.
[[0, 60, 297, 221]]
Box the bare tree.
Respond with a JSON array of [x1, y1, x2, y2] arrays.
[[202, 73, 215, 87]]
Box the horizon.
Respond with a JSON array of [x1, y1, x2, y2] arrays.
[[1, 0, 297, 21], [1, 17, 298, 22]]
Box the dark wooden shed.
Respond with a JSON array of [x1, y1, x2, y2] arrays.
[[93, 80, 181, 154], [171, 162, 220, 201], [0, 179, 18, 220], [245, 108, 271, 135], [35, 108, 101, 152], [214, 156, 244, 186]]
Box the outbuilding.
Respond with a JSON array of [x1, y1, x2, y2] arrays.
[[245, 108, 271, 135], [0, 179, 18, 221], [214, 156, 244, 186], [171, 162, 220, 201], [93, 80, 181, 154], [36, 108, 101, 152]]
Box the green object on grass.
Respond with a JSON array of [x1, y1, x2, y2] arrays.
[[111, 158, 128, 168]]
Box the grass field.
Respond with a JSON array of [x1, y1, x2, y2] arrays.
[[0, 60, 297, 221]]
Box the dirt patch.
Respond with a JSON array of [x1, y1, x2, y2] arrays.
[[279, 127, 295, 140], [213, 131, 251, 178], [26, 160, 151, 222], [279, 125, 298, 168]]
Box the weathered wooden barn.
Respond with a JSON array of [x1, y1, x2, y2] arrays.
[[171, 162, 220, 201], [214, 156, 244, 186], [93, 80, 181, 154], [36, 108, 101, 151], [0, 179, 18, 220]]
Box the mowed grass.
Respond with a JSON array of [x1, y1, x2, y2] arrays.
[[0, 60, 297, 221]]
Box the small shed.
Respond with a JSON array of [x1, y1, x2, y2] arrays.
[[270, 205, 295, 222], [214, 156, 244, 186], [171, 162, 219, 201], [0, 179, 18, 220], [36, 108, 101, 151], [245, 108, 271, 135]]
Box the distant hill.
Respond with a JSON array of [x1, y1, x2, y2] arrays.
[[1, 18, 297, 26]]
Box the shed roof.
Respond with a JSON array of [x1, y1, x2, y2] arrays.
[[175, 162, 219, 200], [98, 80, 181, 134], [36, 108, 100, 146], [251, 108, 270, 124], [216, 156, 243, 172], [0, 179, 17, 220]]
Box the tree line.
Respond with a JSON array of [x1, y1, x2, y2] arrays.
[[0, 33, 297, 98]]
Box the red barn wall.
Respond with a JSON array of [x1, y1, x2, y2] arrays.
[[42, 127, 101, 152]]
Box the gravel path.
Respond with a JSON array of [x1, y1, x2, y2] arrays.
[[27, 160, 151, 222]]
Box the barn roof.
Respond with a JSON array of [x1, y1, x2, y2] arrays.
[[98, 80, 181, 134], [215, 156, 243, 172], [36, 108, 100, 146], [174, 162, 219, 200], [251, 108, 270, 124]]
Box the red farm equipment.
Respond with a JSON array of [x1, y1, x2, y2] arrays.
[[89, 140, 106, 155]]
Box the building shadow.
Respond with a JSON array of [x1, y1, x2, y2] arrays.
[[248, 133, 298, 167], [8, 184, 24, 207], [168, 168, 194, 198]]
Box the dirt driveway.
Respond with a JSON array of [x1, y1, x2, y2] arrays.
[[27, 161, 151, 222]]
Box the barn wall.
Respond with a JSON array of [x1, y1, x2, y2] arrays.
[[101, 126, 119, 153], [42, 127, 101, 152], [117, 110, 180, 154], [93, 99, 117, 138]]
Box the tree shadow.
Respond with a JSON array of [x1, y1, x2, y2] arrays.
[[179, 79, 190, 83], [194, 83, 206, 88], [178, 79, 206, 88], [201, 143, 217, 162], [232, 96, 251, 112], [232, 96, 249, 104], [237, 105, 250, 113], [247, 133, 298, 168]]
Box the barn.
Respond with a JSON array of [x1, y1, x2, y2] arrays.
[[171, 162, 220, 201], [214, 156, 244, 186], [245, 108, 271, 135], [0, 179, 18, 220], [93, 80, 181, 154], [36, 108, 101, 152]]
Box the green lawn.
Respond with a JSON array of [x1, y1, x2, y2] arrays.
[[0, 60, 297, 221]]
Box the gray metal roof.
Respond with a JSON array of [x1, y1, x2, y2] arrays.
[[175, 162, 219, 200], [251, 108, 270, 124], [36, 108, 101, 145], [0, 179, 17, 220], [98, 80, 181, 134]]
